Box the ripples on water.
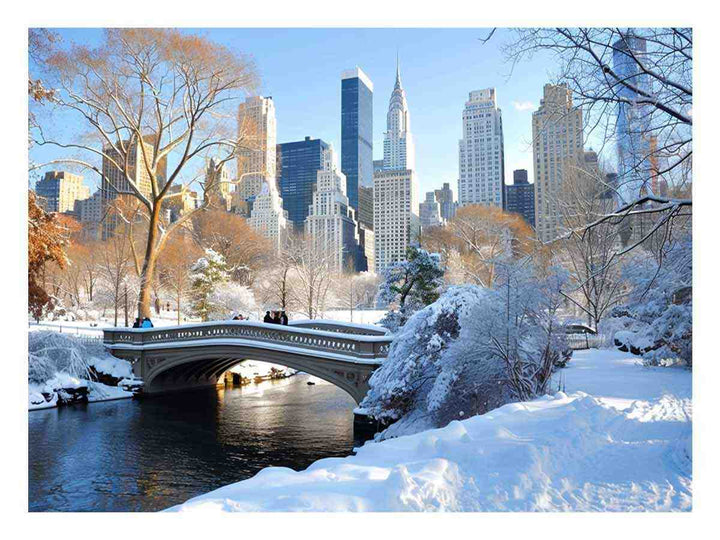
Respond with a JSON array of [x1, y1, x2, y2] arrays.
[[29, 374, 359, 512]]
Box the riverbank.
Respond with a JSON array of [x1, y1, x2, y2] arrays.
[[170, 348, 692, 512]]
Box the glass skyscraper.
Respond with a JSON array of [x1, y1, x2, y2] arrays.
[[277, 136, 330, 234], [341, 68, 374, 215], [613, 33, 653, 204]]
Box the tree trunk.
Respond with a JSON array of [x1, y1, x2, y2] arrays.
[[137, 205, 162, 318]]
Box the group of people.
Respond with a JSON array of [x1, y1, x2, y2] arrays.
[[132, 317, 154, 328], [263, 311, 289, 325]]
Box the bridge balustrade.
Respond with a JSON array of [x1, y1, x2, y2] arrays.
[[103, 321, 392, 361]]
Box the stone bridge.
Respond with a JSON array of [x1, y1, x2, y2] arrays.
[[103, 320, 393, 404]]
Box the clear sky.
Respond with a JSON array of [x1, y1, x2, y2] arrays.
[[31, 28, 563, 196]]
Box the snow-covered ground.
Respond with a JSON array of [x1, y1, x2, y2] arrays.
[[169, 348, 691, 512]]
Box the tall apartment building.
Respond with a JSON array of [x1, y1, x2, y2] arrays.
[[165, 184, 199, 222], [434, 182, 456, 221], [35, 171, 90, 214], [277, 136, 330, 234], [237, 96, 277, 201], [613, 33, 653, 204], [305, 146, 360, 274], [503, 169, 536, 228], [248, 180, 289, 253], [373, 168, 419, 274], [419, 191, 444, 230], [458, 88, 505, 208], [205, 157, 232, 211], [357, 225, 375, 273], [382, 59, 415, 171], [532, 84, 584, 243], [100, 138, 164, 238], [341, 67, 373, 213]]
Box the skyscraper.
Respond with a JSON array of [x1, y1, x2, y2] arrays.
[[248, 180, 289, 254], [532, 84, 584, 243], [35, 171, 90, 214], [434, 182, 457, 221], [305, 146, 360, 274], [458, 88, 505, 208], [237, 96, 277, 201], [341, 67, 373, 213], [503, 169, 535, 228], [373, 169, 419, 274], [100, 137, 164, 238], [419, 191, 444, 230], [382, 57, 415, 171], [277, 136, 330, 233], [613, 33, 653, 204]]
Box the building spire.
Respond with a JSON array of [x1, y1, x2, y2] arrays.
[[395, 49, 402, 88]]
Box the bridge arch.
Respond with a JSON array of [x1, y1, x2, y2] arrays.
[[142, 345, 371, 403], [103, 321, 391, 405]]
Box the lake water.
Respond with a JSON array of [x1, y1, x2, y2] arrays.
[[28, 374, 359, 511]]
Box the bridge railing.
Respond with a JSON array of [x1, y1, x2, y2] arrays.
[[103, 320, 392, 362], [288, 319, 390, 336]]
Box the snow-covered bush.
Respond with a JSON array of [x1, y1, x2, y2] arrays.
[[207, 282, 257, 320], [612, 236, 692, 367], [362, 259, 570, 438], [29, 331, 95, 384], [378, 247, 444, 332]]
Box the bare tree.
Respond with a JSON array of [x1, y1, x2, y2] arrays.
[[502, 28, 692, 252], [157, 232, 203, 325], [191, 209, 272, 285], [450, 205, 536, 287], [556, 157, 625, 328], [30, 29, 259, 318], [97, 224, 135, 326], [287, 234, 335, 320]]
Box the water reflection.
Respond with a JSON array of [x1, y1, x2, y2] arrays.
[[29, 374, 358, 512]]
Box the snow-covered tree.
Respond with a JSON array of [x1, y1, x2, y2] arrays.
[[189, 249, 229, 322], [362, 260, 570, 438], [207, 282, 257, 320], [378, 247, 444, 332], [609, 235, 692, 367]]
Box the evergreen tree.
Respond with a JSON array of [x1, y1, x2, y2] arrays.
[[189, 249, 229, 322], [378, 247, 444, 332]]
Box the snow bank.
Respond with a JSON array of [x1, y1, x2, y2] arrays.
[[170, 348, 691, 512], [28, 331, 138, 410]]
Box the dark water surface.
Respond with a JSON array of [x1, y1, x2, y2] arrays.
[[28, 375, 358, 512]]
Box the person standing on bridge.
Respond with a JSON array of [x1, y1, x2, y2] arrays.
[[272, 311, 282, 324], [280, 311, 288, 325], [263, 311, 273, 323]]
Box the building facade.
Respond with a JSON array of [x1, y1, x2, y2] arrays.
[[458, 88, 505, 208], [36, 171, 90, 214], [341, 67, 373, 214], [382, 60, 415, 171], [305, 146, 360, 274], [100, 138, 162, 238], [434, 182, 457, 221], [532, 84, 584, 243], [277, 136, 330, 234], [373, 168, 419, 274], [613, 33, 653, 204], [237, 96, 277, 201], [503, 169, 536, 228], [419, 191, 444, 230], [248, 179, 289, 253]]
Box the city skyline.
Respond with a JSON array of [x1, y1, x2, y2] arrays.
[[29, 28, 570, 198]]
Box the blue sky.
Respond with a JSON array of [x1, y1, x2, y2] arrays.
[[32, 28, 562, 196]]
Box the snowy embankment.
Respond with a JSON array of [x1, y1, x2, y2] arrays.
[[28, 331, 141, 410], [170, 348, 691, 512]]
